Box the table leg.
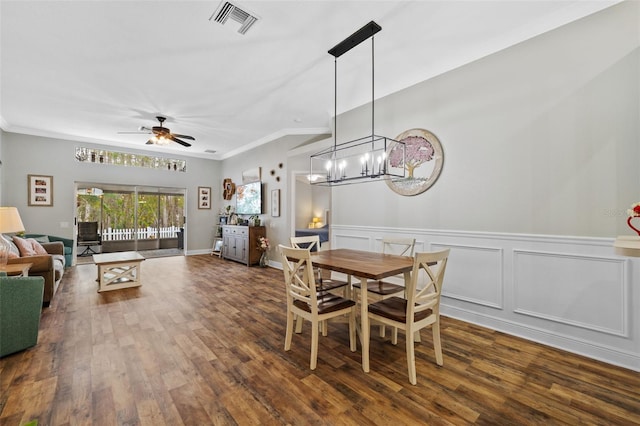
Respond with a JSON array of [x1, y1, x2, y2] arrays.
[[359, 276, 370, 373]]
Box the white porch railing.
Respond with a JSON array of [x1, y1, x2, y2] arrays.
[[101, 226, 181, 241]]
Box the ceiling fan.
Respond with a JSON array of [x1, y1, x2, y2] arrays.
[[119, 116, 194, 147]]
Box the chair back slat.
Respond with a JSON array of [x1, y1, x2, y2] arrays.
[[382, 237, 416, 257], [290, 235, 320, 252], [406, 249, 450, 320], [279, 245, 318, 309], [291, 235, 324, 280]]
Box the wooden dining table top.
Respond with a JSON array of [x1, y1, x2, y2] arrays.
[[309, 248, 413, 279]]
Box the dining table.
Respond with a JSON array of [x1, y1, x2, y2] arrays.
[[309, 248, 414, 372]]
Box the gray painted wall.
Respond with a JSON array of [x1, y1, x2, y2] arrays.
[[324, 1, 639, 238], [1, 133, 221, 252], [2, 2, 639, 255], [220, 135, 308, 259]]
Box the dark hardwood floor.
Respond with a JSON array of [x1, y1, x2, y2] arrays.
[[1, 255, 639, 425]]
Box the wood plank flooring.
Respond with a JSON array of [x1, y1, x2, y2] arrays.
[[1, 255, 639, 425]]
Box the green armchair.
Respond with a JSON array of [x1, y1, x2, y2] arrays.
[[25, 234, 73, 267], [0, 273, 45, 357]]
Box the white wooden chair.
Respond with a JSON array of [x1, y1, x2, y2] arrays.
[[368, 249, 450, 385], [279, 245, 356, 370], [352, 237, 416, 336], [290, 235, 350, 336]]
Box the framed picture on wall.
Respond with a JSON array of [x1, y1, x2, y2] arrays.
[[198, 186, 211, 209], [28, 174, 53, 206], [242, 167, 261, 184], [271, 189, 280, 217]]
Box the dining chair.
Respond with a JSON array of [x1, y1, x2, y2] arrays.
[[290, 235, 351, 336], [279, 245, 356, 370], [352, 237, 416, 336], [290, 235, 350, 296], [367, 249, 450, 385]]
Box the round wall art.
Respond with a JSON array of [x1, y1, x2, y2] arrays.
[[385, 128, 444, 196]]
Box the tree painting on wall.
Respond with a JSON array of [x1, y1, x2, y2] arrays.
[[386, 128, 444, 196]]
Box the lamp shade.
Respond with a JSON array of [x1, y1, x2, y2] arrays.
[[0, 207, 25, 233]]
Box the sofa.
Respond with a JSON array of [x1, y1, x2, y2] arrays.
[[3, 235, 66, 307], [0, 272, 45, 357], [25, 233, 73, 266]]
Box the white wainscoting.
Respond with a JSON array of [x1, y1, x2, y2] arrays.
[[330, 225, 640, 372], [512, 250, 628, 337]]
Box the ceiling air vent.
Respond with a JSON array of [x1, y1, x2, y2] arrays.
[[209, 1, 259, 35], [204, 149, 217, 154]]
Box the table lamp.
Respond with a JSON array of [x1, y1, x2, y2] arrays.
[[0, 207, 25, 269]]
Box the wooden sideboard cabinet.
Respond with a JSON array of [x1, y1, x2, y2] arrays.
[[222, 225, 266, 266]]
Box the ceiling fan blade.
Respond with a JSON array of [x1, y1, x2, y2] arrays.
[[118, 126, 153, 135], [172, 133, 195, 141], [170, 136, 192, 147]]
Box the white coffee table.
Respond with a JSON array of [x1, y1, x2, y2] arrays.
[[93, 251, 145, 292]]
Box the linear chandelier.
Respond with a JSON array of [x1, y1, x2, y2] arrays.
[[310, 21, 405, 186]]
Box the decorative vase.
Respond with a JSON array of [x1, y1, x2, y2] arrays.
[[628, 216, 640, 236], [259, 252, 268, 267]]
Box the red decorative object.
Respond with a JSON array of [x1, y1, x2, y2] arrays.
[[628, 216, 640, 236], [627, 202, 640, 236]]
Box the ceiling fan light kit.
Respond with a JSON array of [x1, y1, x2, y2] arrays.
[[121, 116, 195, 148], [310, 21, 405, 187]]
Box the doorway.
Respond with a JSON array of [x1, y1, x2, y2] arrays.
[[290, 171, 331, 248], [75, 183, 186, 263]]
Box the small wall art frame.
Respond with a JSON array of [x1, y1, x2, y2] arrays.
[[198, 186, 212, 209], [271, 189, 280, 217], [28, 174, 53, 206], [242, 167, 261, 184]]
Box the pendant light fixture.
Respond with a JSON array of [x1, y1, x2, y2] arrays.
[[310, 21, 405, 186]]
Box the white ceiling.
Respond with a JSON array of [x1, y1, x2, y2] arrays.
[[0, 0, 619, 160]]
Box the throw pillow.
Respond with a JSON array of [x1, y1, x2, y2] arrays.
[[12, 236, 36, 257], [28, 238, 49, 255], [1, 234, 20, 258], [32, 235, 50, 243]]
